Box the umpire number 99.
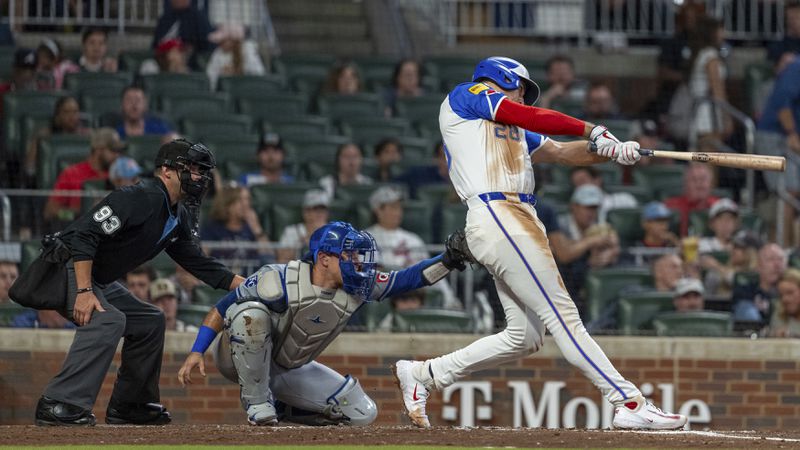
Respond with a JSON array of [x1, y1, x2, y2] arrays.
[[93, 205, 121, 235]]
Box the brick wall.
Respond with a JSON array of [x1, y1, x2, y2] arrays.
[[1, 331, 798, 428]]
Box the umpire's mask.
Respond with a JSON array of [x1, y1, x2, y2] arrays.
[[155, 138, 216, 203]]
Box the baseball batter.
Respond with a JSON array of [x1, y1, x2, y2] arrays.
[[392, 57, 687, 430], [178, 221, 472, 425]]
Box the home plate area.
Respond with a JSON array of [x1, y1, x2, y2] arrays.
[[2, 425, 800, 448]]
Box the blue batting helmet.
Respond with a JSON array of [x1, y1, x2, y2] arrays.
[[306, 221, 378, 302], [472, 56, 540, 105]]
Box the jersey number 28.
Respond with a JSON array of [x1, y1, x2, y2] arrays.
[[494, 124, 520, 142]]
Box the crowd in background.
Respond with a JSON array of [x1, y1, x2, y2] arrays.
[[1, 0, 800, 337]]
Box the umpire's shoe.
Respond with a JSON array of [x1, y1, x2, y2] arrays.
[[35, 396, 97, 426], [106, 399, 172, 425]]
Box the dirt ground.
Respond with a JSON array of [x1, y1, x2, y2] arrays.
[[1, 425, 800, 448]]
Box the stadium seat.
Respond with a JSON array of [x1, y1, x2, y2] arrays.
[[64, 72, 132, 97], [606, 208, 644, 246], [705, 250, 730, 265], [21, 114, 54, 152], [605, 184, 653, 203], [118, 50, 152, 73], [595, 163, 623, 186], [617, 291, 674, 335], [160, 93, 232, 122], [80, 92, 122, 120], [126, 135, 166, 172], [328, 199, 355, 224], [744, 62, 774, 116], [217, 74, 287, 95], [150, 251, 177, 279], [80, 179, 109, 215], [202, 135, 261, 178], [416, 184, 454, 205], [181, 115, 253, 141], [338, 117, 412, 147], [423, 57, 476, 92], [352, 56, 398, 91], [177, 304, 212, 328], [0, 302, 29, 327], [395, 97, 442, 128], [602, 119, 634, 142], [585, 267, 652, 322], [652, 311, 733, 337], [550, 97, 583, 117], [264, 115, 333, 138], [142, 73, 210, 108], [250, 182, 320, 216], [0, 46, 16, 81], [401, 200, 434, 243], [3, 91, 64, 158], [19, 240, 42, 272], [317, 93, 384, 120], [362, 296, 392, 331], [37, 135, 91, 188], [270, 203, 303, 240], [439, 203, 468, 242], [336, 183, 403, 203], [539, 184, 572, 204], [237, 92, 310, 120], [393, 309, 472, 333], [192, 285, 228, 306], [632, 165, 685, 200]]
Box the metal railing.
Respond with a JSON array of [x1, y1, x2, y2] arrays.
[[775, 151, 800, 247], [400, 0, 785, 44]]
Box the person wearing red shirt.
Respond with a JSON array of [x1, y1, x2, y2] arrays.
[[664, 162, 719, 236], [44, 128, 124, 222]]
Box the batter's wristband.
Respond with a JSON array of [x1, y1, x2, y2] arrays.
[[190, 325, 217, 354]]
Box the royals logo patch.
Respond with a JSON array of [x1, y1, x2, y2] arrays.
[[376, 273, 390, 283]]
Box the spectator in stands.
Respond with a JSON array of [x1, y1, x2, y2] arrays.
[[538, 55, 587, 109], [149, 278, 195, 332], [767, 2, 800, 72], [319, 142, 372, 198], [152, 0, 214, 65], [25, 95, 90, 181], [698, 198, 739, 253], [732, 243, 787, 326], [237, 133, 294, 187], [12, 308, 74, 329], [201, 184, 269, 274], [686, 15, 731, 144], [34, 38, 78, 90], [116, 86, 172, 139], [396, 141, 451, 198], [78, 27, 118, 73], [323, 61, 361, 95], [651, 253, 685, 292], [43, 128, 124, 223], [125, 265, 156, 302], [376, 289, 426, 332], [384, 59, 424, 116], [375, 138, 403, 182], [0, 260, 18, 304], [638, 201, 679, 248], [580, 82, 623, 121], [701, 230, 761, 297], [769, 268, 800, 337], [0, 48, 38, 98], [205, 22, 265, 90], [140, 38, 190, 75], [171, 265, 201, 304], [569, 166, 637, 223], [664, 162, 719, 236], [108, 156, 142, 189], [655, 1, 703, 114], [277, 189, 330, 263], [672, 277, 706, 312], [366, 186, 428, 269], [756, 54, 800, 244]]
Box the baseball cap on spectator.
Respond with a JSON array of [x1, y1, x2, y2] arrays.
[[38, 38, 60, 59], [732, 230, 762, 249], [14, 48, 37, 69], [90, 128, 126, 152], [258, 132, 283, 153], [709, 198, 739, 219], [156, 38, 184, 55], [674, 277, 704, 297], [642, 201, 672, 221], [570, 184, 603, 206], [303, 189, 330, 209], [369, 186, 405, 211], [149, 278, 177, 301], [109, 157, 142, 181]]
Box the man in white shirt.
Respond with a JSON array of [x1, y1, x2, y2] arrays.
[[276, 189, 330, 262]]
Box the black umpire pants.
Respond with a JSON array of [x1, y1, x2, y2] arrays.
[[43, 262, 166, 410]]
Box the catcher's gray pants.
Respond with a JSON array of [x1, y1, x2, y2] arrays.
[[44, 273, 166, 410]]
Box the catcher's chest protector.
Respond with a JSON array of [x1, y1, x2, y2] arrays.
[[274, 261, 363, 369]]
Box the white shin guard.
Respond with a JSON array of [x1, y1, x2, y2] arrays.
[[226, 301, 274, 406]]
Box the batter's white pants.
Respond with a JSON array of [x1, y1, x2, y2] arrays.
[[427, 196, 641, 404]]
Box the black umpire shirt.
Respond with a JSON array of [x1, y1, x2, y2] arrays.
[[59, 177, 235, 289]]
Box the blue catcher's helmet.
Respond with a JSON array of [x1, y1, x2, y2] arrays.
[[472, 56, 540, 106], [306, 221, 378, 302]]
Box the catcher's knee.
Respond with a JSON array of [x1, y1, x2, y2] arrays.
[[328, 376, 377, 426], [226, 300, 271, 349]]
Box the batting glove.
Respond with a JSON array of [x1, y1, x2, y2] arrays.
[[614, 141, 642, 166], [590, 125, 641, 166]]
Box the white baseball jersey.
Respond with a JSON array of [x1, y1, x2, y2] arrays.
[[439, 82, 547, 202]]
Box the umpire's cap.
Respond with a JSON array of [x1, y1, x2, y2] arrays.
[[154, 138, 216, 171]]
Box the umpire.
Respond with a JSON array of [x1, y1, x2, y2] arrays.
[[34, 138, 245, 426]]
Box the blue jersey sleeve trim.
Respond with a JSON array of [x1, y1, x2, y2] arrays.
[[525, 131, 547, 155], [448, 82, 506, 121], [215, 290, 239, 317]]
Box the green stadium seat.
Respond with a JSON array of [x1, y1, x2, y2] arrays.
[[632, 165, 685, 200], [652, 311, 733, 337], [362, 298, 392, 331], [416, 184, 454, 205], [20, 240, 42, 272], [585, 267, 652, 322], [126, 135, 165, 172], [3, 91, 65, 158], [605, 184, 653, 203], [80, 92, 122, 119], [192, 285, 228, 306], [80, 179, 109, 215], [393, 309, 472, 333], [265, 115, 333, 138], [274, 54, 336, 78], [328, 199, 354, 224], [237, 92, 310, 120], [617, 291, 674, 335], [440, 203, 468, 242], [177, 304, 212, 328], [602, 119, 634, 142], [705, 250, 730, 265], [181, 115, 253, 141], [595, 163, 623, 186], [336, 183, 403, 203], [0, 302, 29, 327], [64, 72, 132, 97], [424, 57, 476, 92], [142, 73, 210, 108], [37, 135, 91, 188], [270, 203, 303, 240], [550, 97, 583, 117], [160, 93, 232, 122], [606, 208, 644, 247], [744, 62, 774, 116], [353, 56, 398, 91], [202, 136, 261, 179], [0, 46, 16, 81], [250, 182, 320, 216], [317, 94, 384, 120], [217, 74, 287, 95], [539, 184, 572, 204], [21, 114, 54, 153], [118, 50, 152, 73], [396, 136, 433, 160], [395, 97, 442, 127], [339, 117, 412, 147], [401, 200, 434, 243]]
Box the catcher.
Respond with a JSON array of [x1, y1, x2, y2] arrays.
[[178, 221, 472, 425]]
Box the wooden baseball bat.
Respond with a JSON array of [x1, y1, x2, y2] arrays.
[[588, 143, 785, 172]]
